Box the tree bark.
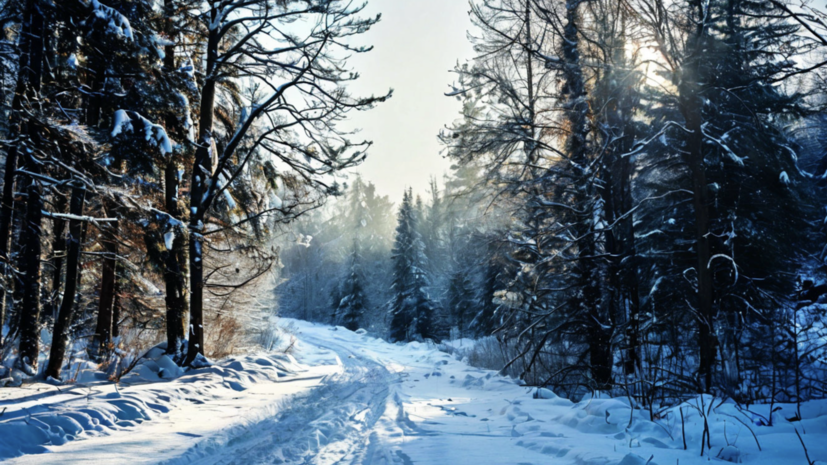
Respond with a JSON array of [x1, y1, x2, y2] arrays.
[[0, 147, 17, 346], [0, 0, 44, 347], [561, 0, 613, 389], [92, 209, 119, 361], [85, 56, 106, 128], [47, 192, 67, 321], [112, 262, 122, 339], [185, 8, 218, 365], [164, 164, 188, 358], [45, 186, 85, 380], [16, 177, 43, 374], [680, 5, 716, 391], [162, 0, 189, 361], [13, 0, 45, 373]]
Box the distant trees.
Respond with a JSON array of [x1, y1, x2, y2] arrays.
[[276, 175, 395, 326], [446, 269, 474, 338]]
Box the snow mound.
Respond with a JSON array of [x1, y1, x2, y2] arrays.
[[0, 352, 301, 461]]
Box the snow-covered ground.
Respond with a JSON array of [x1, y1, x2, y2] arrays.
[[1, 319, 825, 464]]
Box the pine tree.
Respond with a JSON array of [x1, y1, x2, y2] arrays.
[[635, 0, 820, 393], [333, 241, 368, 331], [472, 243, 506, 337], [389, 189, 438, 342], [447, 268, 475, 338]]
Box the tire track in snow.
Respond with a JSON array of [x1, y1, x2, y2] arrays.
[[163, 331, 404, 465]]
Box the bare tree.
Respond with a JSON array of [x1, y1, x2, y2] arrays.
[[184, 0, 389, 364]]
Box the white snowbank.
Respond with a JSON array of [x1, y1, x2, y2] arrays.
[[0, 350, 307, 462]]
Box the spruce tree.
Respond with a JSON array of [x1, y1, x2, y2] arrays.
[[389, 189, 438, 342], [333, 242, 368, 331], [447, 269, 475, 338], [472, 244, 506, 337]]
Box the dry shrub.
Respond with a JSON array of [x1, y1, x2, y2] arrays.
[[206, 313, 243, 359]]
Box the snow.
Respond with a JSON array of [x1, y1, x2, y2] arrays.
[[85, 0, 134, 41], [0, 348, 316, 463], [163, 230, 175, 250], [269, 192, 283, 210], [2, 319, 826, 464], [111, 110, 173, 156]]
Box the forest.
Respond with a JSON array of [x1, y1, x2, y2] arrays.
[[0, 0, 826, 461], [0, 0, 389, 381], [277, 0, 827, 406]]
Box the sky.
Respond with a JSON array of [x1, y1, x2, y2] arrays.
[[341, 0, 827, 204], [343, 0, 477, 203]]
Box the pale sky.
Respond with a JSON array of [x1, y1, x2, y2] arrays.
[[343, 0, 827, 203], [343, 0, 476, 203]]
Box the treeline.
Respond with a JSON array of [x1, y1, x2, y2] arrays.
[[277, 168, 507, 341], [0, 0, 386, 382]]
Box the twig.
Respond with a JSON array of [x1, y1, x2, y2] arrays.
[[794, 428, 815, 465]]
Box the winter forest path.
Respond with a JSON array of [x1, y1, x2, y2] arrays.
[[164, 319, 574, 465], [6, 319, 826, 464]]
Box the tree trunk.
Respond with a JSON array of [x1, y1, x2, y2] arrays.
[[186, 235, 204, 364], [562, 0, 613, 389], [112, 262, 122, 339], [185, 9, 218, 365], [162, 0, 189, 360], [164, 164, 188, 358], [45, 187, 85, 380], [47, 192, 67, 321], [0, 0, 43, 347], [601, 36, 642, 377], [0, 145, 17, 346], [13, 0, 45, 373], [680, 31, 716, 392], [85, 56, 105, 128], [92, 212, 118, 360], [16, 177, 43, 375]]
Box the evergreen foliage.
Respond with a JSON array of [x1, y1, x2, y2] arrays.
[[389, 190, 438, 342]]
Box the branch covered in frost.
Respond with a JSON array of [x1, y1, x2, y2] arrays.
[[83, 0, 134, 41], [111, 110, 173, 156]]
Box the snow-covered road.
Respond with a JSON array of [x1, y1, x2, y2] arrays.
[[164, 319, 827, 465], [164, 324, 399, 464], [3, 319, 826, 464]]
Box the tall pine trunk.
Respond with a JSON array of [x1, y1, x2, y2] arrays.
[[112, 261, 122, 339], [561, 0, 613, 389], [16, 177, 43, 374], [14, 0, 45, 373], [680, 6, 716, 392], [1, 0, 43, 347], [163, 0, 188, 360], [599, 30, 642, 377], [185, 8, 219, 365], [85, 56, 105, 128], [620, 150, 642, 376], [92, 211, 119, 360], [46, 186, 85, 380], [47, 192, 67, 321], [164, 164, 187, 358]]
